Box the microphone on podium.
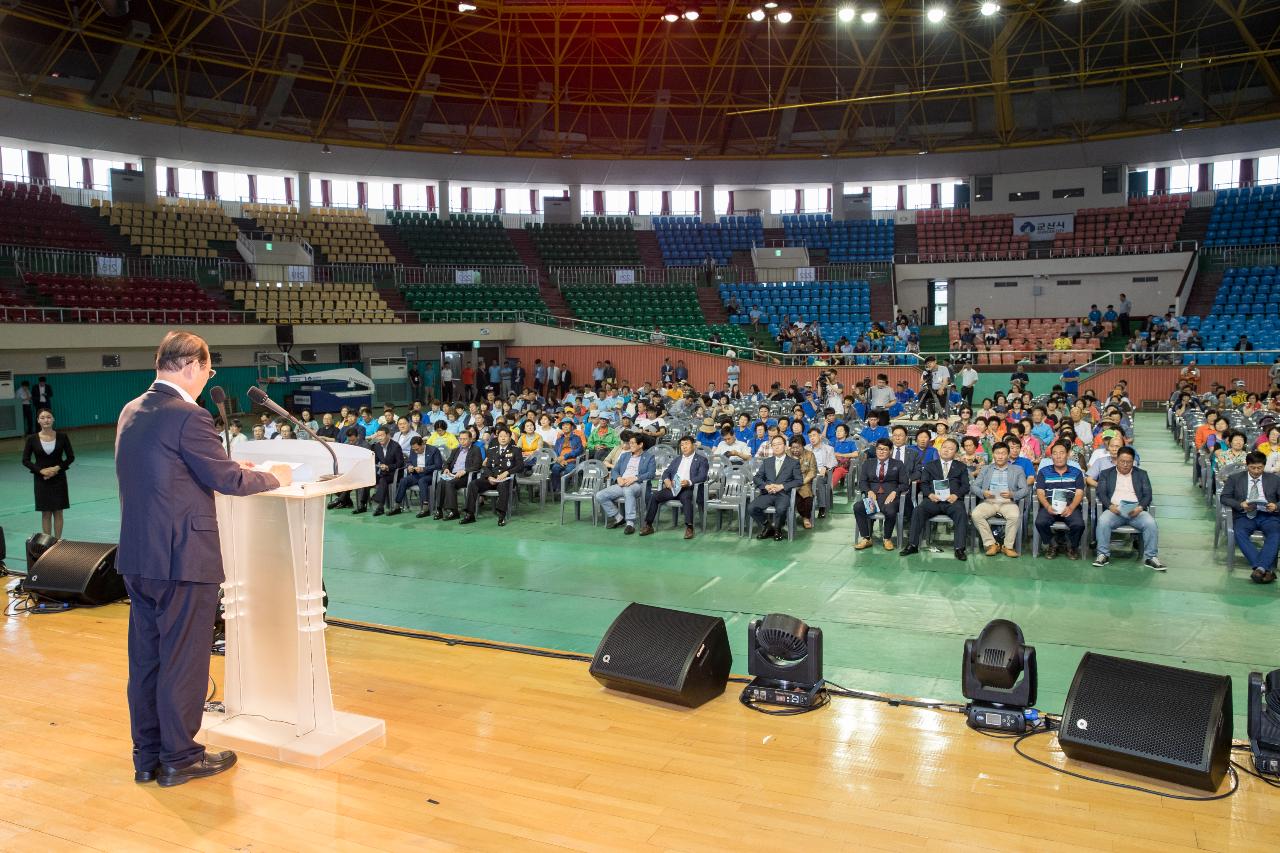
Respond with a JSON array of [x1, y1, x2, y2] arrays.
[[247, 386, 340, 480], [209, 385, 231, 454]]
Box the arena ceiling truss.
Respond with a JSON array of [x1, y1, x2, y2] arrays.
[[1, 0, 1279, 160]]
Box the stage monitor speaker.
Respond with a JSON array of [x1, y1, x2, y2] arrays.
[[590, 603, 732, 708], [275, 324, 294, 348], [1058, 652, 1232, 791], [24, 540, 126, 606]]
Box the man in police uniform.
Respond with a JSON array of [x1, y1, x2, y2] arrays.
[[462, 425, 523, 526]]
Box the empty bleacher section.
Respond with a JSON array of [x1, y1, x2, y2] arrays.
[[948, 317, 1103, 364], [524, 217, 640, 267], [0, 182, 112, 252], [387, 211, 520, 266], [720, 280, 901, 353], [225, 280, 398, 324], [1194, 265, 1280, 360], [1205, 186, 1280, 247], [915, 209, 1029, 260], [243, 205, 394, 264], [781, 214, 894, 262], [95, 198, 237, 258], [562, 282, 750, 351], [1050, 194, 1189, 255], [653, 216, 763, 266], [403, 283, 547, 319], [4, 272, 226, 323]]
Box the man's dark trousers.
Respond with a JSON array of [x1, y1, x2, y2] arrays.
[[646, 486, 696, 527], [123, 575, 220, 771]]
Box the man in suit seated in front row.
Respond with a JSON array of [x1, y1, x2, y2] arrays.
[[750, 435, 803, 541], [434, 429, 483, 520], [900, 437, 970, 560], [970, 442, 1029, 558], [369, 425, 404, 516], [389, 435, 442, 518], [1220, 450, 1280, 585], [462, 425, 522, 526], [328, 426, 370, 513], [854, 438, 905, 551], [641, 435, 709, 540]]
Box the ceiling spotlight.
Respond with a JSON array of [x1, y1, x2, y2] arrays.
[[683, 1, 700, 20], [320, 143, 332, 154], [837, 5, 856, 21], [1065, 0, 1081, 3], [764, 1, 779, 7], [748, 7, 766, 20], [457, 0, 476, 10], [980, 0, 998, 15], [662, 4, 680, 22], [861, 9, 878, 22], [926, 5, 946, 22], [775, 8, 793, 22]]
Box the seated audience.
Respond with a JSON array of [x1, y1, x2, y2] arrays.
[[551, 419, 585, 491], [369, 426, 404, 516], [1092, 446, 1165, 570], [750, 435, 803, 541], [596, 434, 654, 534], [641, 436, 708, 539], [901, 438, 970, 560], [1220, 451, 1280, 584], [971, 443, 1028, 557], [788, 436, 819, 530], [462, 425, 522, 526], [434, 429, 483, 520], [714, 425, 753, 462], [389, 436, 443, 518], [854, 438, 905, 551], [1034, 440, 1086, 559]]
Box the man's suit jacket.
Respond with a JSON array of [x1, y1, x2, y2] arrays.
[[443, 444, 484, 483], [482, 443, 523, 479], [1095, 466, 1153, 510], [857, 456, 906, 497], [1220, 470, 1280, 518], [609, 449, 656, 485], [920, 458, 970, 500], [403, 444, 443, 477], [753, 454, 803, 493], [662, 453, 709, 487], [372, 439, 404, 475], [115, 383, 278, 584]]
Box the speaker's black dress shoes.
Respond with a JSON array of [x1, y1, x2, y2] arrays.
[[134, 765, 159, 783], [157, 750, 238, 788]]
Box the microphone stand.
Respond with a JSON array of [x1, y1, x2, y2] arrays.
[[248, 387, 340, 480]]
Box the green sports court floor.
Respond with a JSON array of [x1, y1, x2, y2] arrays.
[[3, 413, 1276, 728]]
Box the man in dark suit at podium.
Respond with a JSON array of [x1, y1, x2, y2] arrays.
[[116, 331, 289, 788]]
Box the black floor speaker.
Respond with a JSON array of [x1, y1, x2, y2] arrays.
[[24, 540, 126, 606], [589, 603, 732, 708], [1058, 653, 1232, 791]]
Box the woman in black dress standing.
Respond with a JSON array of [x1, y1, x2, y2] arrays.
[[22, 408, 74, 538]]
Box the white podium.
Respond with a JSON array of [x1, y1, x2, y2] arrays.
[[199, 439, 386, 768]]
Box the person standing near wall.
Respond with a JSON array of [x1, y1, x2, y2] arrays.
[[1117, 293, 1133, 337], [18, 380, 34, 435], [22, 408, 74, 539]]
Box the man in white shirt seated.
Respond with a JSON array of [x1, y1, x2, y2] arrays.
[[807, 427, 837, 519], [594, 434, 654, 534], [970, 443, 1029, 557], [713, 425, 753, 463], [640, 436, 709, 539], [389, 436, 443, 518], [227, 420, 247, 447], [393, 416, 417, 455], [1092, 446, 1166, 571]]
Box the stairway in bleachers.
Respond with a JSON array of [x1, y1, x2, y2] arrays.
[[1177, 204, 1213, 245], [507, 228, 572, 318], [894, 222, 917, 257], [71, 205, 140, 258], [869, 276, 895, 325], [697, 286, 729, 325], [1184, 266, 1225, 318], [373, 225, 417, 267], [635, 230, 665, 270]]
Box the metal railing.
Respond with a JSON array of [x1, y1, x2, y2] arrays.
[[398, 265, 539, 286], [0, 244, 205, 280], [894, 240, 1199, 264], [0, 305, 424, 325], [550, 266, 697, 286]]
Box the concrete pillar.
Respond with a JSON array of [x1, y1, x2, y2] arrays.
[[568, 183, 583, 220], [831, 181, 846, 220], [141, 157, 158, 204], [701, 183, 715, 223], [297, 170, 311, 215], [438, 179, 450, 219]]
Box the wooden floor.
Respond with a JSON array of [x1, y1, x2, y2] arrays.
[[0, 603, 1275, 852]]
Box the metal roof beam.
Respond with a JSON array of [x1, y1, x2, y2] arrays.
[[89, 20, 150, 108]]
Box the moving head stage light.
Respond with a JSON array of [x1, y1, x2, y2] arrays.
[[743, 613, 825, 708], [962, 619, 1037, 732], [1249, 669, 1280, 777]]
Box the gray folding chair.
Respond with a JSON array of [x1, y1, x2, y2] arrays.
[[747, 487, 798, 541], [704, 470, 749, 536], [516, 449, 554, 507], [560, 460, 607, 525]]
